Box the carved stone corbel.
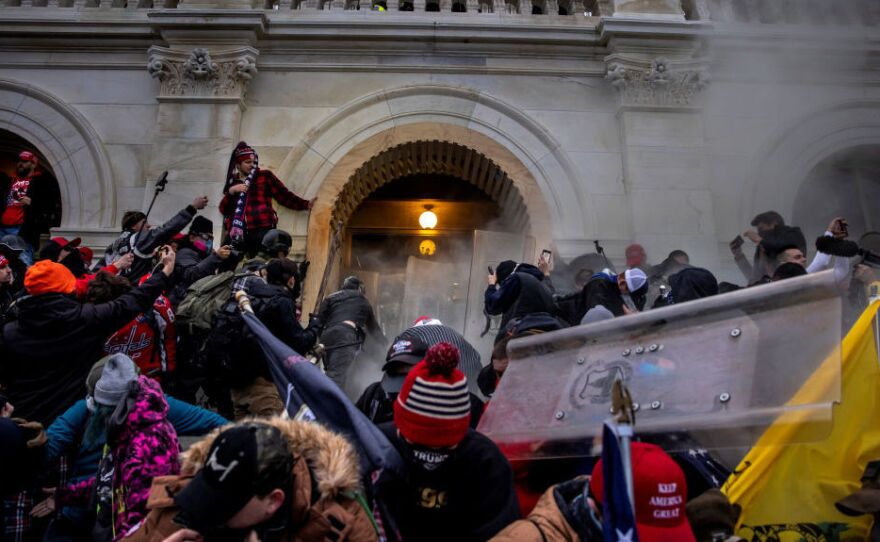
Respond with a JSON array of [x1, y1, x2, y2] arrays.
[[147, 46, 259, 103], [605, 55, 710, 108]]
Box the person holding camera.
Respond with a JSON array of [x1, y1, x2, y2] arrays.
[[102, 195, 210, 283], [219, 142, 315, 259], [730, 211, 807, 285]]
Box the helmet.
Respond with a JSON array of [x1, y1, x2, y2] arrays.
[[261, 229, 292, 256]]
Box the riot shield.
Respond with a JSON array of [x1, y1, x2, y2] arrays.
[[477, 270, 842, 458]]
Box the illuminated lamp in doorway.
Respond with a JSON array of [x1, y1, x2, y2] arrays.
[[419, 239, 436, 256], [418, 205, 438, 230]]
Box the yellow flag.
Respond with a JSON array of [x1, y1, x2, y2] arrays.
[[723, 302, 880, 541]]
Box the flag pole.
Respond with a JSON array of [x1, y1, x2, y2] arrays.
[[612, 378, 636, 508]]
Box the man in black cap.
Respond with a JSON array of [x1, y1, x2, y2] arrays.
[[355, 334, 484, 426], [125, 419, 378, 541], [836, 460, 880, 541], [101, 194, 210, 282]]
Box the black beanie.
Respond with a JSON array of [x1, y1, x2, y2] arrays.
[[122, 211, 147, 231], [188, 216, 214, 236]]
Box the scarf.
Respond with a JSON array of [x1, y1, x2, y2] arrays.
[[229, 160, 258, 242]]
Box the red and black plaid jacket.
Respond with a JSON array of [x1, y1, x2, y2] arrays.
[[219, 169, 309, 232]]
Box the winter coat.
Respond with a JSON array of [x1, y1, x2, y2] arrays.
[[0, 171, 61, 247], [219, 169, 310, 232], [0, 272, 171, 426], [490, 478, 601, 542], [318, 288, 381, 336], [577, 275, 625, 319], [102, 206, 197, 282], [169, 245, 225, 307], [0, 417, 47, 495], [485, 264, 557, 341], [45, 395, 227, 491], [56, 376, 180, 542], [666, 267, 719, 305], [104, 294, 177, 385], [124, 417, 379, 542], [223, 280, 319, 385], [377, 424, 521, 542]]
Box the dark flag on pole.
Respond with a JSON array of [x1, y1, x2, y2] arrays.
[[240, 309, 405, 480], [600, 421, 640, 542]]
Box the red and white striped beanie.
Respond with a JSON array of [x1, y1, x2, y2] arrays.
[[393, 342, 471, 448]]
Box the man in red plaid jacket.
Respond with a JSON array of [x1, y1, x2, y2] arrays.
[[220, 142, 314, 257]]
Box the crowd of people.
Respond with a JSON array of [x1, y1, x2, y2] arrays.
[[1, 142, 879, 542]]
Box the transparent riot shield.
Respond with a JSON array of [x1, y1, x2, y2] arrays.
[[477, 270, 842, 458]]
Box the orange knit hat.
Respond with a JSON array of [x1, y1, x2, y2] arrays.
[[24, 260, 76, 296]]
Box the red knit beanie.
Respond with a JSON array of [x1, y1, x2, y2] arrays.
[[393, 342, 471, 448]]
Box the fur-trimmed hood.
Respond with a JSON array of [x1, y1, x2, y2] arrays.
[[181, 416, 362, 499]]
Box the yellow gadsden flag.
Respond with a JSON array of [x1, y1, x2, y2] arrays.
[[724, 302, 880, 541]]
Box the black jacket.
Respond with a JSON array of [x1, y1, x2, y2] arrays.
[[485, 264, 557, 341], [169, 246, 224, 307], [226, 280, 320, 385], [377, 424, 521, 542], [101, 206, 197, 282], [318, 288, 381, 336], [0, 172, 61, 247], [0, 272, 170, 426]]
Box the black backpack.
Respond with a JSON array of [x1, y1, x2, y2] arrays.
[[200, 279, 267, 384]]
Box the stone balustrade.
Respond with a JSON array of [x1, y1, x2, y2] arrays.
[[2, 0, 876, 27]]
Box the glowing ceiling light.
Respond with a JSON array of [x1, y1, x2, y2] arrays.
[[419, 239, 436, 256], [418, 205, 438, 229]]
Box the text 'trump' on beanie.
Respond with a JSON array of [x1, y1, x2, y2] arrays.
[[393, 342, 470, 448], [24, 260, 76, 296]]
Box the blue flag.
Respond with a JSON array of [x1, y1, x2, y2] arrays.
[[602, 422, 639, 542], [241, 311, 405, 480]]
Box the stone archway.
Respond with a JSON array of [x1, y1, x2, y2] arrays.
[[331, 140, 531, 233], [274, 84, 590, 312], [744, 100, 880, 229], [0, 78, 115, 230], [298, 122, 559, 313]]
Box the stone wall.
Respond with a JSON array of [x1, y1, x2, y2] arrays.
[[0, 0, 877, 287]]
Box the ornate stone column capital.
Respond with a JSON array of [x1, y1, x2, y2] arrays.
[[147, 46, 259, 104], [604, 55, 710, 108]]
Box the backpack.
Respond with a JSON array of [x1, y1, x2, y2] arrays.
[[175, 271, 236, 335], [201, 278, 268, 384]]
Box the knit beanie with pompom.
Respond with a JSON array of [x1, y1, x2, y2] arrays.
[[393, 342, 471, 448]]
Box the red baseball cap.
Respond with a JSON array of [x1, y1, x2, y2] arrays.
[[18, 151, 38, 165], [79, 246, 94, 265], [625, 244, 646, 268], [590, 442, 696, 542], [50, 237, 81, 250]]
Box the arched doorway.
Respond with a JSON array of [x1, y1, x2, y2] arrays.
[[793, 145, 880, 245], [320, 139, 536, 357], [0, 129, 63, 254]]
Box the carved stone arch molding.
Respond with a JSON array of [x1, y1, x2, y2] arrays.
[[276, 83, 593, 311], [744, 100, 880, 225], [0, 78, 115, 229]]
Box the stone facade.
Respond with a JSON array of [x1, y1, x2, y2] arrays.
[[0, 0, 877, 304]]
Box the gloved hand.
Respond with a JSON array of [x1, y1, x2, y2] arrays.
[[553, 477, 603, 542], [307, 313, 323, 331]]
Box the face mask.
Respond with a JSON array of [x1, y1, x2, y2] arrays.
[[193, 239, 208, 253], [204, 239, 213, 253]]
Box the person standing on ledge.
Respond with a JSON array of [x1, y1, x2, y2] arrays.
[[220, 142, 315, 258]]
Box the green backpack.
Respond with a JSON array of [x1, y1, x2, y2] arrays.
[[175, 271, 237, 335]]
